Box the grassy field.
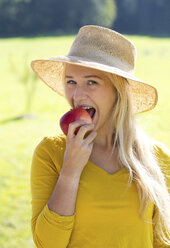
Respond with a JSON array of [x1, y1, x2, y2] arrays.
[[0, 34, 170, 247]]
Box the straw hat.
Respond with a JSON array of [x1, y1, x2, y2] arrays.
[[31, 25, 158, 114]]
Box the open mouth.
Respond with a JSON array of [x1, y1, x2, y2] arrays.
[[74, 105, 96, 120], [85, 108, 96, 119]]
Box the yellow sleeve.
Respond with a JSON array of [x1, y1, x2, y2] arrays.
[[30, 136, 75, 248], [153, 141, 170, 248]]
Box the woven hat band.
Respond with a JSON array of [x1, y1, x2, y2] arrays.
[[68, 51, 134, 75]]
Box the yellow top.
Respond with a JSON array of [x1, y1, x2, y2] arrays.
[[30, 134, 170, 248]]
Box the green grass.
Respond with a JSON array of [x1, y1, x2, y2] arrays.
[[0, 34, 170, 247]]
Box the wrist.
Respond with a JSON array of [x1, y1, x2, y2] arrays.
[[59, 167, 81, 182]]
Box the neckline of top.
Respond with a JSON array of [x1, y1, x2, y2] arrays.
[[88, 160, 127, 176]]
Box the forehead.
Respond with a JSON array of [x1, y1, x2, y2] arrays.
[[65, 63, 104, 77]]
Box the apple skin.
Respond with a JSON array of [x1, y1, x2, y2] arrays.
[[60, 108, 93, 135]]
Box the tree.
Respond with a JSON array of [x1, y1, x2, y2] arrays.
[[0, 0, 117, 36], [114, 0, 170, 35], [0, 0, 32, 36], [66, 0, 116, 29]]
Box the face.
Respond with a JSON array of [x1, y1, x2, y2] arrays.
[[64, 64, 116, 132]]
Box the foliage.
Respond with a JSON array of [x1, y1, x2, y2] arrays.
[[65, 0, 116, 28], [0, 0, 116, 36], [114, 0, 170, 35], [0, 0, 170, 36]]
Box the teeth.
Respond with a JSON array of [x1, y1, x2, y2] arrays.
[[81, 106, 92, 110], [75, 106, 92, 110], [75, 106, 95, 110]]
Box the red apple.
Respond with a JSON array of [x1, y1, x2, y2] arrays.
[[60, 108, 93, 135]]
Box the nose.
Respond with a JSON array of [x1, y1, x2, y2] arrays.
[[73, 85, 87, 101]]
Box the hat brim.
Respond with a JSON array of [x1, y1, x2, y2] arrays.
[[31, 56, 158, 114]]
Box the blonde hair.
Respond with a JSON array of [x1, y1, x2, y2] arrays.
[[106, 72, 170, 246]]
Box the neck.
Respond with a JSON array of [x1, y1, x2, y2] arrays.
[[91, 132, 118, 162], [93, 127, 116, 152]]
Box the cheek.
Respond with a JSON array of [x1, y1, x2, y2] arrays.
[[102, 90, 116, 112], [65, 87, 70, 98]]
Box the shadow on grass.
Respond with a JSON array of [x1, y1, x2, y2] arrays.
[[0, 114, 37, 125], [0, 30, 77, 39], [0, 29, 170, 39]]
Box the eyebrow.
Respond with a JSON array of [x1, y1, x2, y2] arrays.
[[65, 75, 102, 79]]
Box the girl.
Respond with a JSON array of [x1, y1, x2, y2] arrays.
[[30, 25, 170, 247]]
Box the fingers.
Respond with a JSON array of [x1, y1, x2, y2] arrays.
[[67, 120, 88, 138], [67, 120, 97, 149], [76, 123, 95, 140], [88, 141, 94, 151], [83, 131, 97, 146]]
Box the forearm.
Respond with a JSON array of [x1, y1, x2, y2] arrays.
[[32, 165, 79, 248], [47, 120, 96, 216], [48, 167, 81, 216]]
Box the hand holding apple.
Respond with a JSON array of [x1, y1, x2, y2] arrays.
[[59, 108, 97, 177], [59, 108, 97, 178], [60, 108, 93, 136]]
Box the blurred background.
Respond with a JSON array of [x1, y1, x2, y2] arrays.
[[0, 0, 170, 247]]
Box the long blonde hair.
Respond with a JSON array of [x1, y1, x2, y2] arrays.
[[106, 72, 170, 246]]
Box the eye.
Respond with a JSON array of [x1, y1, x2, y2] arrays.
[[88, 80, 98, 85], [66, 80, 76, 85]]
